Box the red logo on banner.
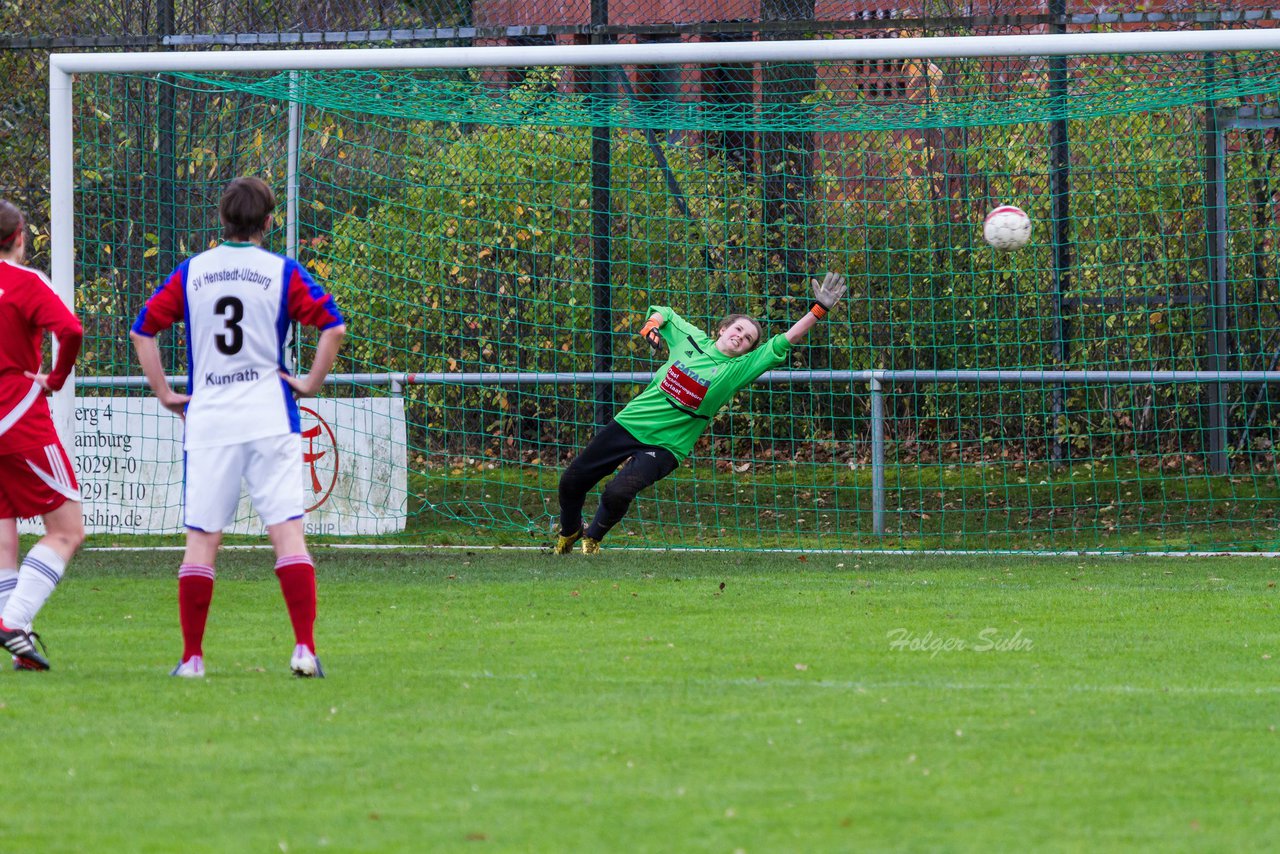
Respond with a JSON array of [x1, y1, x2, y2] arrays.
[[300, 406, 339, 512]]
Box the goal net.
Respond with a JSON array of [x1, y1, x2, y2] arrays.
[[50, 30, 1280, 551]]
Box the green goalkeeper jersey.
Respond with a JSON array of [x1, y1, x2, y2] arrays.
[[613, 305, 793, 461]]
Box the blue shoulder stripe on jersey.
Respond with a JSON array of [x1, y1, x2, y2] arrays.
[[130, 258, 193, 335], [284, 256, 344, 328], [182, 265, 194, 398], [280, 374, 301, 433], [276, 258, 293, 353], [129, 308, 152, 336]]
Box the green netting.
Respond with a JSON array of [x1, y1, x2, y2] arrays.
[[175, 51, 1280, 130], [69, 47, 1280, 551]]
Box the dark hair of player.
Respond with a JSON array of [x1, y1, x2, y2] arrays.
[[220, 176, 276, 241], [0, 199, 25, 252]]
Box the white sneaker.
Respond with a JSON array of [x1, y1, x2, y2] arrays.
[[171, 655, 205, 678], [290, 644, 324, 678]]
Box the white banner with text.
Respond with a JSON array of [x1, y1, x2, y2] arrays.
[[20, 397, 407, 536]]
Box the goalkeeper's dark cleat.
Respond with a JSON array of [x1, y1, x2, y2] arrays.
[[581, 536, 602, 556], [0, 623, 50, 671], [553, 529, 582, 555]]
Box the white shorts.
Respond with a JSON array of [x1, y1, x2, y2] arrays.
[[184, 433, 304, 532]]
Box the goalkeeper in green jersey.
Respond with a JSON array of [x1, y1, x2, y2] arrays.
[[554, 272, 847, 554]]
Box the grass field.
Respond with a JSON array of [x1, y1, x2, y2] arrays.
[[2, 546, 1279, 852]]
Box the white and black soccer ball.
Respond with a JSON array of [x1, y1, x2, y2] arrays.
[[982, 204, 1032, 251]]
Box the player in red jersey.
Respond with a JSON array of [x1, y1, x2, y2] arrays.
[[0, 199, 85, 671]]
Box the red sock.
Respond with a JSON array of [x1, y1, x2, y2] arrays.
[[275, 556, 317, 653], [177, 564, 215, 660]]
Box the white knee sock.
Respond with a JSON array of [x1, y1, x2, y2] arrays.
[[0, 545, 66, 629], [0, 567, 17, 620]]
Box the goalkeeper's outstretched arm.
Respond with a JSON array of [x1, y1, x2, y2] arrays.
[[785, 271, 846, 344]]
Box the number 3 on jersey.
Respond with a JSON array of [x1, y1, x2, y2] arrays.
[[214, 295, 244, 355]]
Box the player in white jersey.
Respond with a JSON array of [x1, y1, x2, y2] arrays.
[[130, 176, 346, 678]]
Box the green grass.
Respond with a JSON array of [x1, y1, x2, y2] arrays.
[[3, 548, 1279, 851]]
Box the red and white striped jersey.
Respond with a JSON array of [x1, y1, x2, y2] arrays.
[[0, 260, 82, 453]]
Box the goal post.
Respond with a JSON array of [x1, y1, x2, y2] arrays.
[[48, 27, 1280, 551]]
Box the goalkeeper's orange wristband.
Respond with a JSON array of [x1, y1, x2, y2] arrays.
[[810, 303, 828, 320], [639, 318, 661, 338]]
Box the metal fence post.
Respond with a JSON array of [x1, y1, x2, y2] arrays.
[[870, 375, 885, 536], [1205, 96, 1230, 474], [589, 0, 614, 430]]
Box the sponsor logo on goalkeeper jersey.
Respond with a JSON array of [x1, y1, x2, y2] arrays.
[[659, 360, 710, 409], [204, 367, 260, 387]]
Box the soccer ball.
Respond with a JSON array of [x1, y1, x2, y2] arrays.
[[982, 205, 1032, 251]]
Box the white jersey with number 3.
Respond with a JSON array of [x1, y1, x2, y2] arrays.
[[131, 242, 344, 450]]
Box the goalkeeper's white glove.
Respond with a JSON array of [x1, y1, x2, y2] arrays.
[[810, 271, 847, 319]]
